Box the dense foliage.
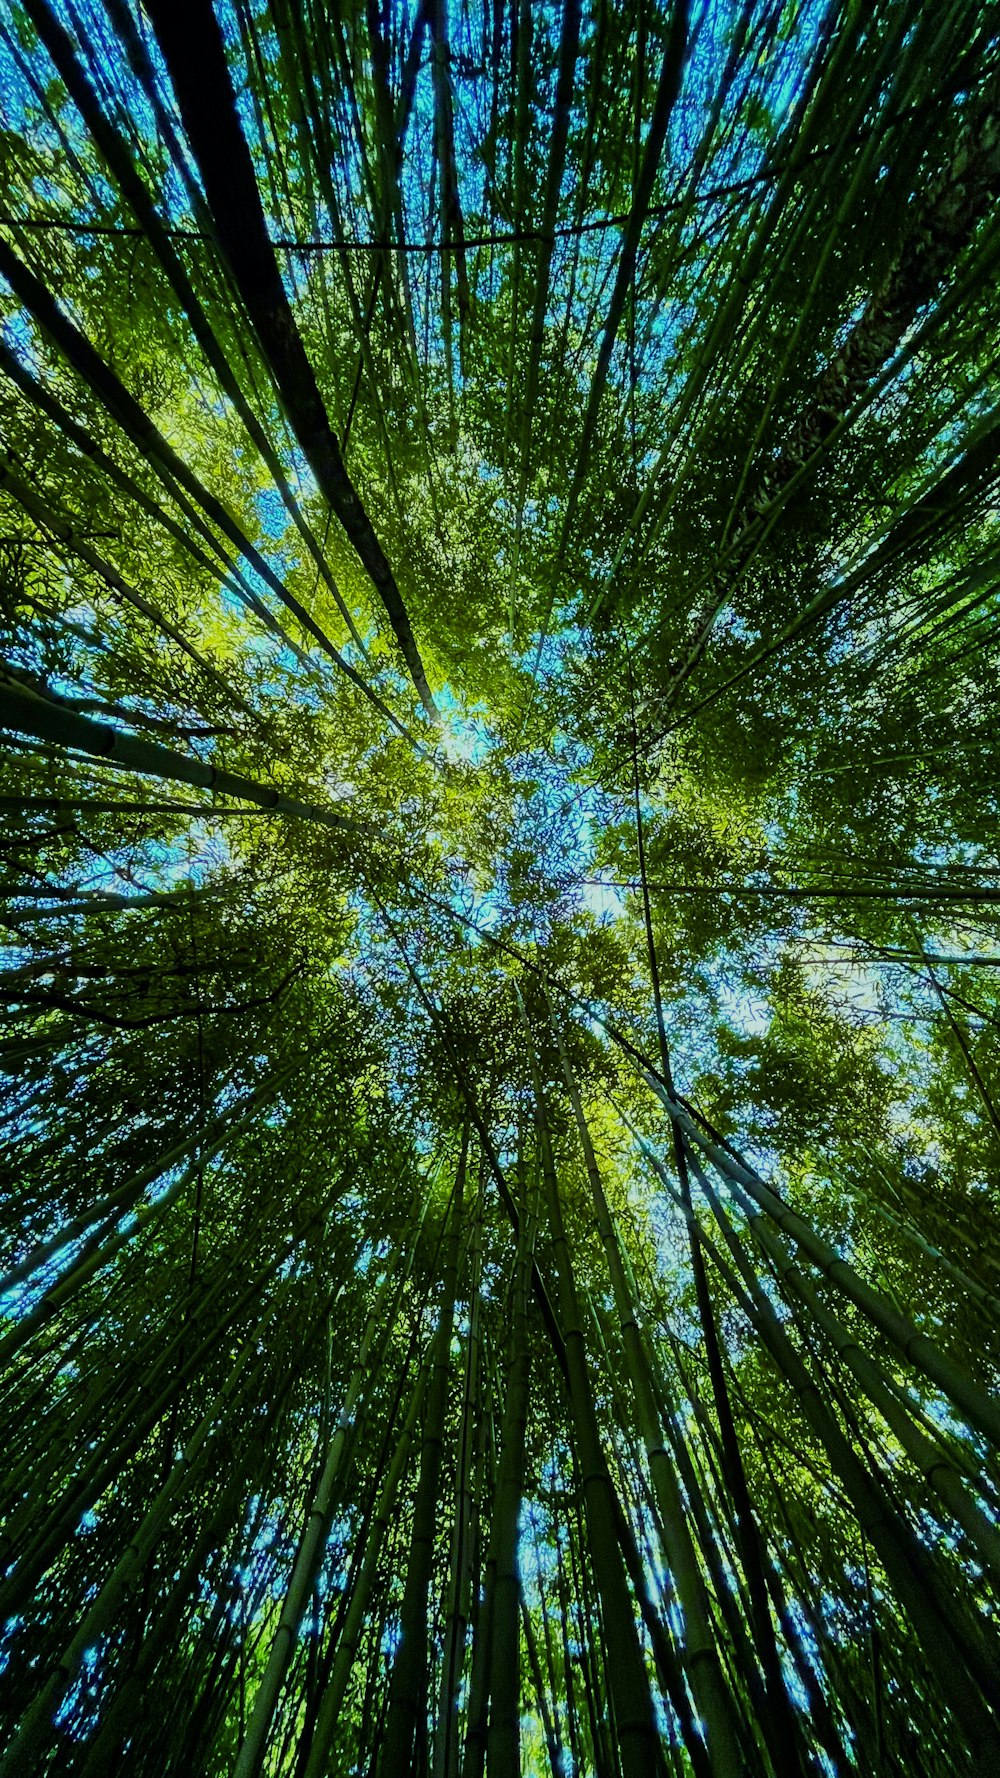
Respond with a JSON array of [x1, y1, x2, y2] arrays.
[[2, 0, 1000, 1773]]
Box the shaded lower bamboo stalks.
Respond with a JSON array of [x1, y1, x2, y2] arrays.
[[525, 1040, 668, 1778], [378, 1138, 466, 1775], [687, 1368, 856, 1778], [520, 1593, 563, 1778], [460, 1390, 497, 1778], [539, 1510, 580, 1777], [233, 1247, 419, 1778], [434, 1165, 484, 1778], [663, 1360, 792, 1764], [675, 1125, 805, 1775], [485, 1151, 534, 1778], [763, 1454, 885, 1768], [0, 1302, 282, 1776], [156, 1486, 277, 1771], [614, 1249, 777, 1755], [563, 1495, 610, 1778], [293, 1368, 405, 1775], [725, 1204, 818, 1753], [757, 1529, 855, 1777], [600, 1429, 715, 1775], [1, 1226, 248, 1527], [527, 1495, 572, 1775], [681, 1141, 1000, 1762], [640, 1140, 932, 1769], [0, 1225, 296, 1622], [300, 1349, 432, 1778], [75, 1458, 263, 1776], [583, 1295, 725, 1764], [728, 1386, 865, 1772], [183, 1478, 267, 1749], [552, 1013, 747, 1778]]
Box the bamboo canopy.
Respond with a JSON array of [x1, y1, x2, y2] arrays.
[[2, 1, 1000, 1773]]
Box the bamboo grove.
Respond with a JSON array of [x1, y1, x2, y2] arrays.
[[2, 0, 1000, 1771]]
